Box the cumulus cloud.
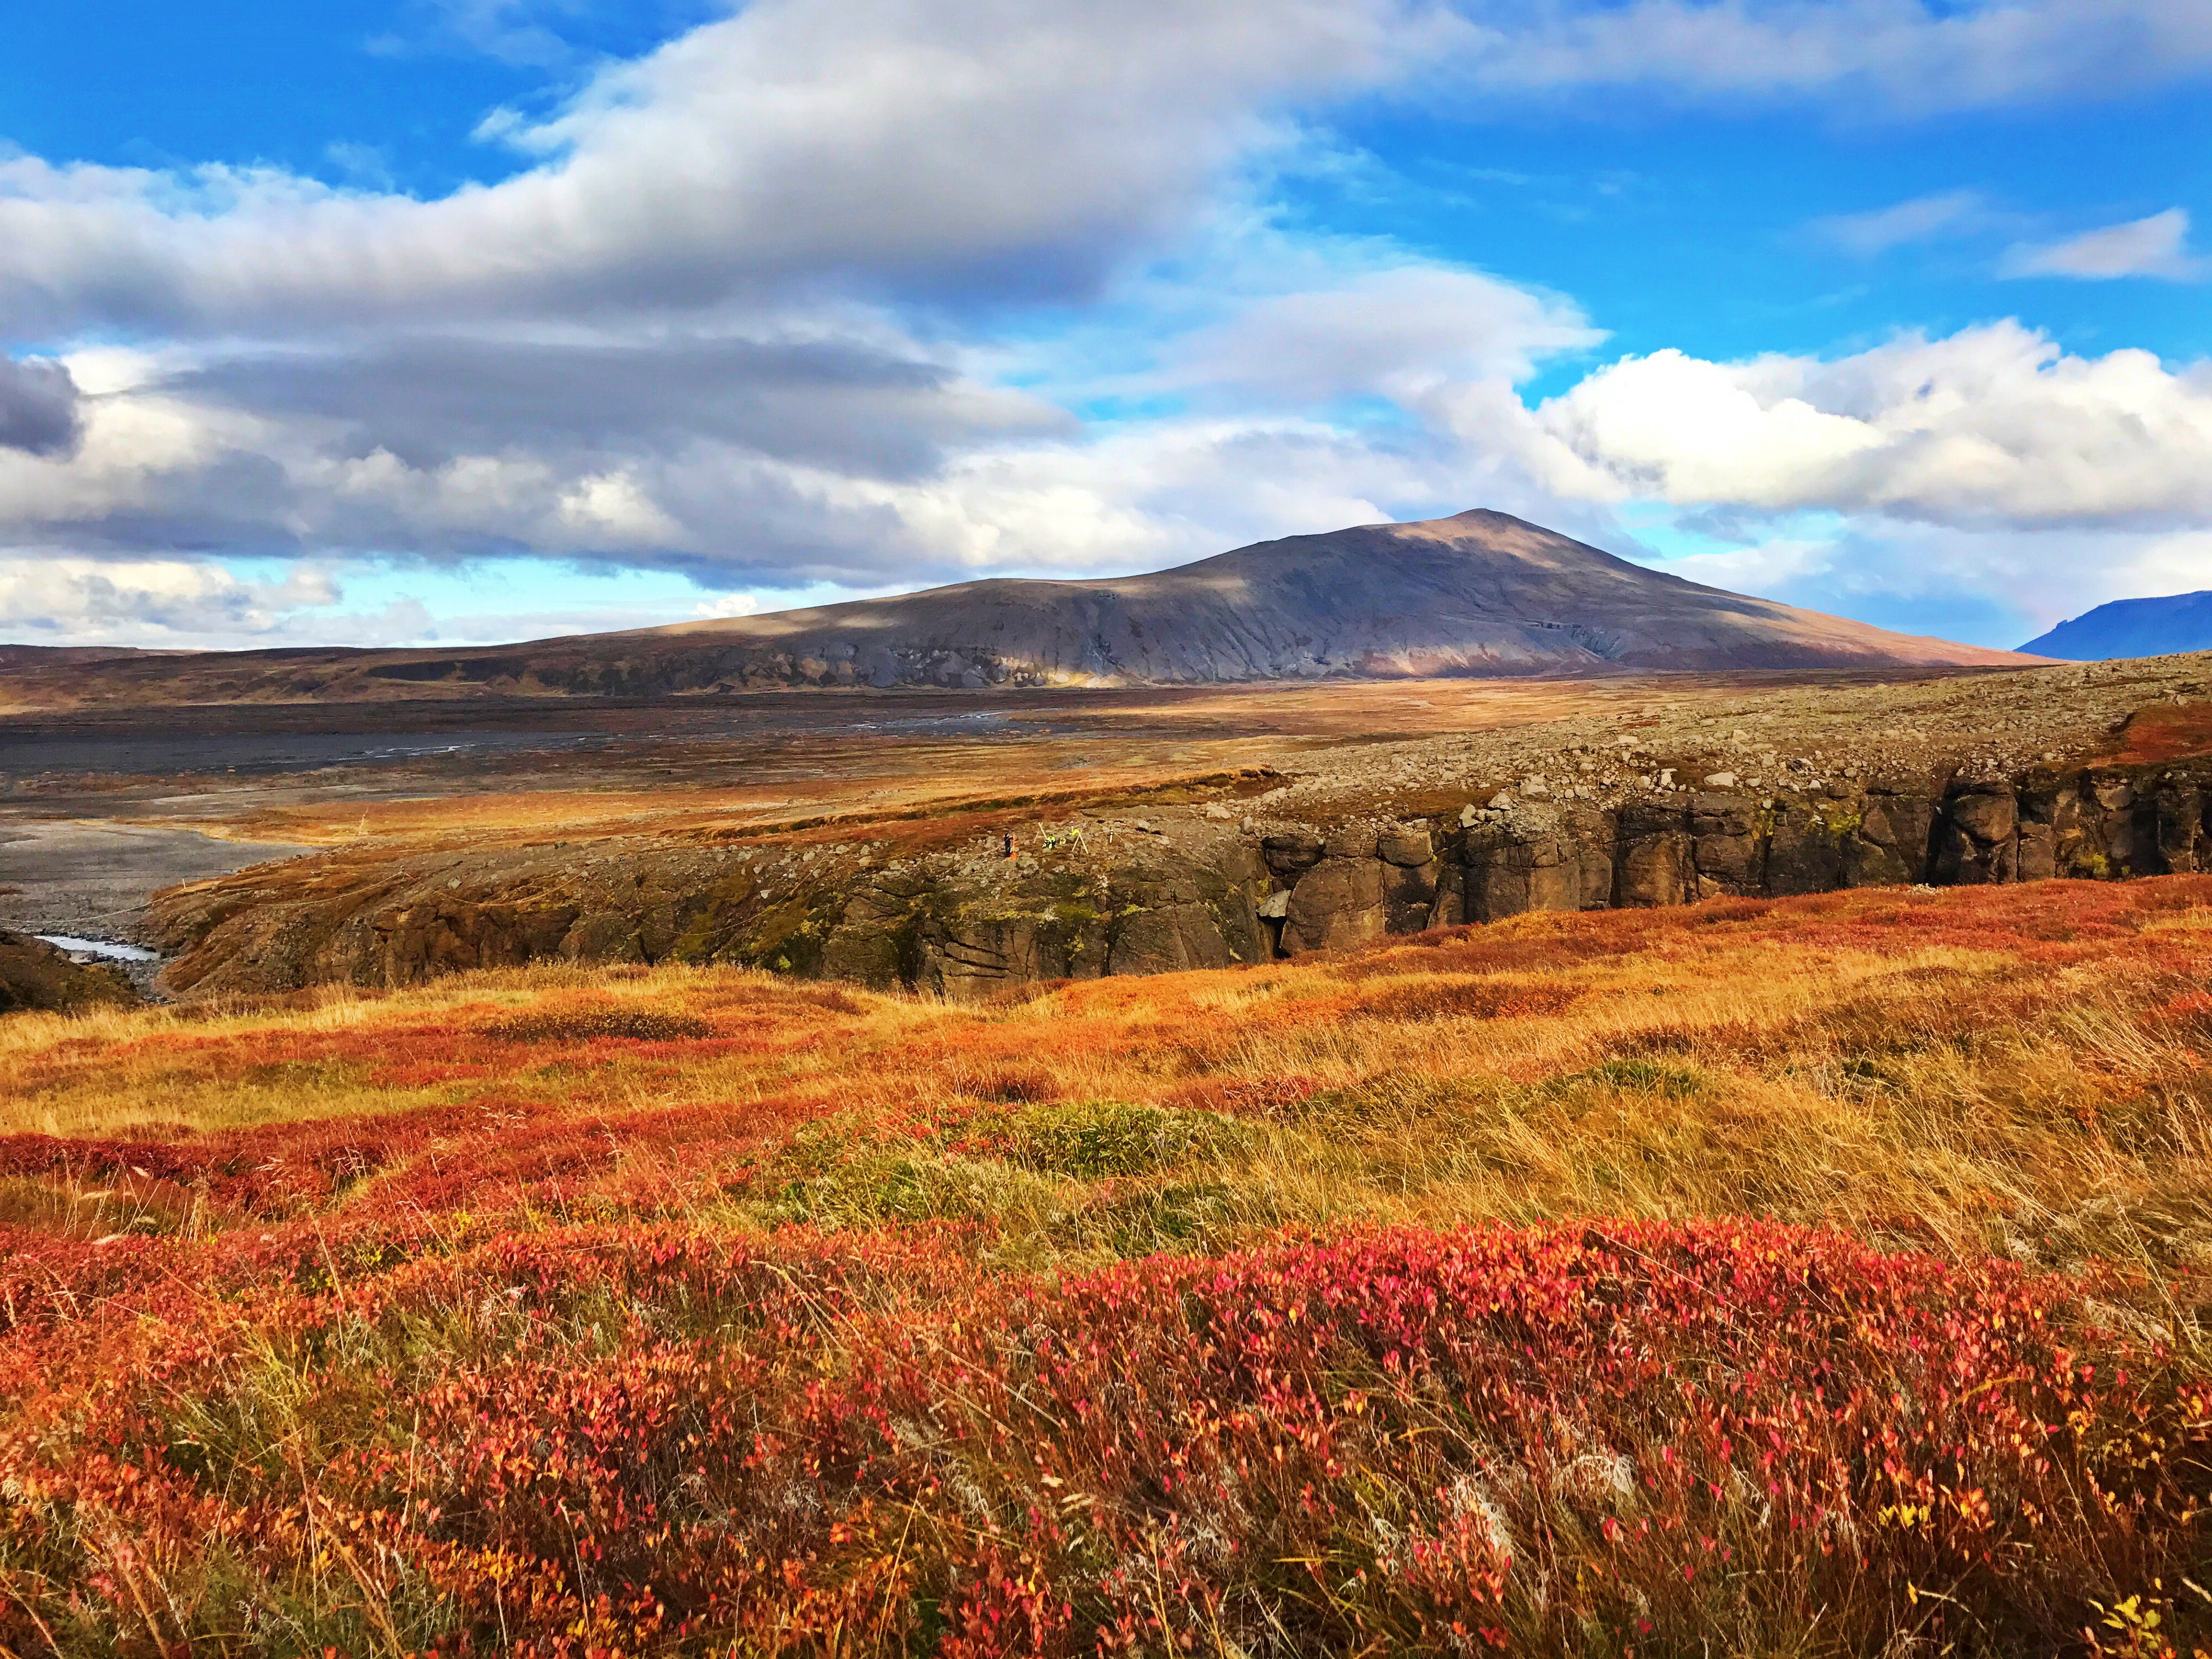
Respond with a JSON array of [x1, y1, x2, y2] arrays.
[[0, 0, 1443, 337], [0, 236, 1610, 592], [2, 0, 2210, 651], [1541, 321, 2212, 528], [1168, 265, 1602, 403], [0, 556, 342, 646], [0, 358, 81, 457], [5, 1, 2208, 341], [2001, 208, 2208, 281]]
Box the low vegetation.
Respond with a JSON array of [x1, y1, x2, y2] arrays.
[[7, 877, 2212, 1654]]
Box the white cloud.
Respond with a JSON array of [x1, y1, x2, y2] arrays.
[[1168, 264, 1602, 402], [2001, 208, 2208, 281], [4, 2, 2208, 342], [0, 236, 1607, 595], [1542, 322, 2212, 527], [1809, 190, 1998, 257], [692, 591, 762, 619], [0, 557, 342, 646], [1445, 0, 2212, 114], [0, 0, 1445, 337]]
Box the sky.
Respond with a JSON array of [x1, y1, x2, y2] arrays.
[[0, 1, 2208, 653]]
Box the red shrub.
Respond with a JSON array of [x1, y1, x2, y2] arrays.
[[3, 1219, 2207, 1657]]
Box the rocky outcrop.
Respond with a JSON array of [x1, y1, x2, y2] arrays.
[[1435, 759, 2212, 926], [1210, 756, 2212, 949], [150, 815, 1274, 1004], [816, 831, 1270, 998], [146, 752, 2212, 1002], [0, 932, 137, 1013]]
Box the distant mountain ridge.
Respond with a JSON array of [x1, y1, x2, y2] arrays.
[[2021, 592, 2212, 662], [0, 510, 2035, 708]]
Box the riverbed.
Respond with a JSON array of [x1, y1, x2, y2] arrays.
[[0, 820, 309, 988]]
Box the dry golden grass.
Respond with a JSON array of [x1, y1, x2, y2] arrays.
[[12, 877, 2212, 1656], [8, 876, 2212, 1288]]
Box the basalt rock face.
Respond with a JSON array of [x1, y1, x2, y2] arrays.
[[821, 824, 1269, 997], [1431, 760, 2212, 929], [149, 819, 1276, 1003], [148, 754, 2212, 1001]]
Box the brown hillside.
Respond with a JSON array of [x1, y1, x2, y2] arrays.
[[0, 510, 2034, 709]]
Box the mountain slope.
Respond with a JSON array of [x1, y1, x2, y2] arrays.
[[640, 509, 2032, 682], [2021, 591, 2212, 661], [0, 510, 2034, 709]]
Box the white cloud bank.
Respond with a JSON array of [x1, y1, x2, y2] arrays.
[[1541, 322, 2212, 527], [0, 557, 347, 647]]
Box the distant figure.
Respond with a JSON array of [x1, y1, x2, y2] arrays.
[[1003, 832, 1015, 859]]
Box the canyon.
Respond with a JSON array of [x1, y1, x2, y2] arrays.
[[139, 651, 2212, 1000]]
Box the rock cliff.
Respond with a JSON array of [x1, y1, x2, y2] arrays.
[[144, 746, 2212, 1001], [142, 657, 2212, 1001]]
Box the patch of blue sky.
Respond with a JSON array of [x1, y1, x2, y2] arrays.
[[0, 1, 721, 196], [1307, 86, 2212, 372]]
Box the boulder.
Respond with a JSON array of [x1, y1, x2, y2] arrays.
[[1932, 782, 2018, 885], [1426, 862, 1467, 929], [1383, 855, 1440, 933], [919, 915, 1068, 1000], [1461, 806, 1609, 919], [1262, 831, 1326, 879], [2153, 778, 2208, 873], [1765, 797, 1853, 896], [1282, 858, 1385, 952], [1107, 903, 1235, 975], [1846, 786, 1939, 887], [1688, 793, 1762, 896], [820, 879, 921, 987], [1614, 803, 1692, 908], [1378, 826, 1434, 867], [1324, 827, 1379, 860]]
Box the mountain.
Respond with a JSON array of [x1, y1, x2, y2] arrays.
[[2020, 592, 2212, 662], [0, 510, 2036, 708]]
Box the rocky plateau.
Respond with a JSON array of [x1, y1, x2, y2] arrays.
[[144, 651, 2212, 1001]]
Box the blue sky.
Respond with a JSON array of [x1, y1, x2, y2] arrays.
[[0, 0, 2208, 651]]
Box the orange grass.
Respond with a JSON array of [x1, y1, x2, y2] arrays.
[[4, 877, 2212, 1262], [9, 878, 2212, 1654]]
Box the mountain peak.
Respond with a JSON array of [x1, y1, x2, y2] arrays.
[[0, 511, 2038, 708], [2020, 591, 2212, 661]]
